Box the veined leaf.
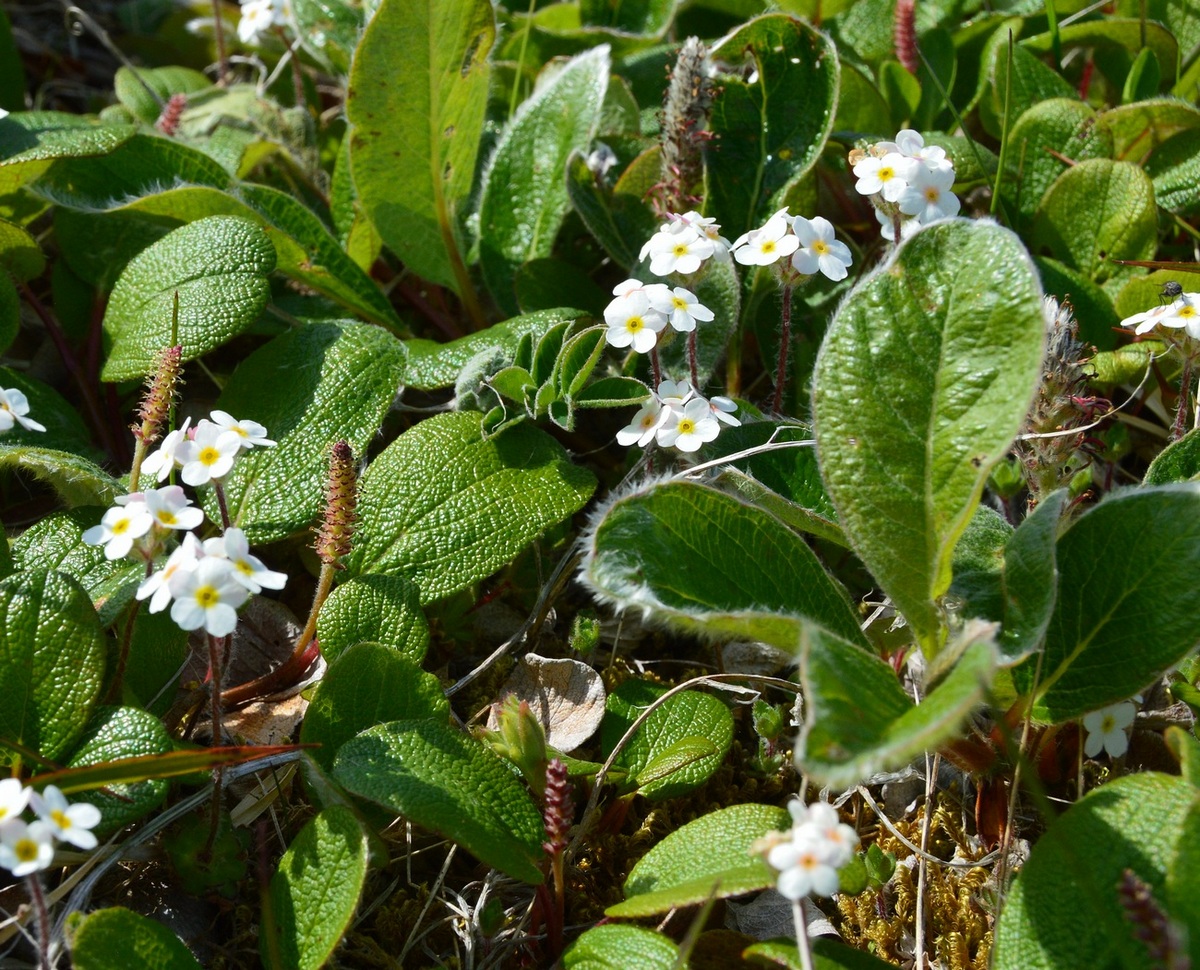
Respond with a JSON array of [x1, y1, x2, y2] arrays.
[[0, 111, 134, 197], [562, 926, 678, 969], [70, 908, 203, 970], [316, 575, 429, 663]]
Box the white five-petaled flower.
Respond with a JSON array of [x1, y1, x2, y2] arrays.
[[29, 785, 101, 851], [82, 500, 154, 560], [603, 291, 668, 354], [0, 778, 30, 825], [897, 164, 961, 224], [615, 398, 668, 447], [144, 485, 205, 532], [647, 285, 714, 333], [0, 387, 47, 434], [852, 152, 915, 203], [237, 0, 288, 44], [790, 216, 853, 282], [657, 397, 720, 452], [643, 225, 716, 276], [177, 421, 243, 486], [168, 556, 250, 638], [731, 209, 800, 267], [672, 211, 731, 257], [140, 417, 192, 483], [879, 129, 950, 171], [204, 527, 287, 594], [209, 410, 276, 450], [0, 819, 55, 876], [138, 532, 204, 613], [1122, 292, 1200, 339], [1082, 700, 1137, 759], [707, 395, 741, 426], [763, 799, 860, 902]]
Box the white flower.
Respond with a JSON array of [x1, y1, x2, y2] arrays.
[[658, 397, 720, 452], [675, 211, 731, 257], [0, 819, 55, 876], [0, 779, 30, 825], [644, 226, 716, 276], [603, 291, 668, 354], [731, 210, 799, 267], [767, 836, 842, 900], [852, 152, 915, 202], [790, 216, 853, 282], [168, 556, 250, 637], [237, 0, 287, 44], [29, 786, 101, 851], [82, 500, 154, 560], [647, 285, 714, 333], [792, 801, 860, 868], [138, 532, 203, 613], [612, 278, 647, 299], [707, 395, 741, 427], [616, 398, 668, 448], [140, 418, 192, 483], [897, 164, 961, 224], [144, 486, 205, 532], [204, 527, 287, 594], [875, 207, 922, 244], [209, 410, 275, 450], [0, 387, 46, 434], [177, 421, 243, 486], [1121, 293, 1200, 336], [1082, 700, 1137, 758]]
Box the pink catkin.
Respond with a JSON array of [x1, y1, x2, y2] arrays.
[[894, 0, 919, 75], [155, 93, 187, 136]]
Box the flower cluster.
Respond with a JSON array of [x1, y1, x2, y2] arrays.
[[603, 279, 714, 353], [0, 780, 100, 877], [238, 0, 291, 45], [731, 208, 853, 282], [760, 799, 860, 901], [0, 386, 46, 434], [851, 129, 960, 242], [637, 211, 730, 276], [1120, 290, 1200, 339], [142, 411, 274, 486], [616, 380, 739, 453]]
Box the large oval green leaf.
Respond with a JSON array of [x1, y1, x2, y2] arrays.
[[70, 907, 203, 970], [608, 803, 789, 917], [334, 718, 545, 884], [0, 569, 106, 762], [1017, 484, 1200, 723], [347, 0, 494, 300], [812, 220, 1045, 654], [706, 14, 839, 237], [212, 321, 407, 544], [580, 479, 866, 649], [266, 805, 369, 970], [479, 46, 610, 315], [994, 773, 1200, 970], [101, 215, 276, 381], [0, 111, 134, 196], [346, 410, 596, 603], [561, 925, 678, 969], [316, 574, 429, 664]]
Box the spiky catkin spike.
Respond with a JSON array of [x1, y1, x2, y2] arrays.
[[1117, 869, 1187, 969], [315, 441, 356, 566], [133, 344, 183, 444], [542, 758, 574, 857], [156, 93, 187, 136], [893, 0, 919, 75], [659, 37, 715, 213]]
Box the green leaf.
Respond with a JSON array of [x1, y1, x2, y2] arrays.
[[607, 803, 790, 917], [0, 365, 101, 461], [113, 66, 211, 124], [35, 744, 299, 794], [812, 220, 1045, 654], [316, 575, 429, 663], [579, 0, 675, 35], [1123, 46, 1162, 103], [0, 215, 45, 281], [993, 773, 1199, 970], [1145, 427, 1200, 484], [562, 925, 679, 970], [267, 805, 368, 970], [746, 938, 900, 970], [1145, 128, 1200, 217], [0, 445, 119, 508], [0, 569, 106, 762], [580, 479, 867, 649], [347, 0, 494, 298], [479, 46, 610, 315], [565, 150, 658, 272], [601, 680, 733, 800], [796, 623, 997, 787], [60, 706, 173, 837], [0, 111, 134, 196], [706, 14, 839, 237], [0, 272, 14, 354], [1096, 98, 1200, 160], [834, 63, 891, 135], [123, 609, 189, 716], [998, 490, 1067, 664], [212, 321, 407, 544], [1023, 19, 1177, 87], [1017, 484, 1200, 723], [1090, 340, 1162, 386], [1033, 159, 1157, 290], [101, 215, 276, 381], [334, 718, 545, 884], [292, 0, 363, 73], [1032, 257, 1120, 351], [69, 907, 203, 970], [347, 411, 596, 603], [405, 308, 586, 390], [986, 43, 1076, 141], [299, 643, 448, 772]]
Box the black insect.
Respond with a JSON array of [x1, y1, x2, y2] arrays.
[[1159, 280, 1184, 303]]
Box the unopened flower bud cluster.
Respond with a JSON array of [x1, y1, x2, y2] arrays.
[[0, 779, 100, 877], [83, 411, 285, 638]]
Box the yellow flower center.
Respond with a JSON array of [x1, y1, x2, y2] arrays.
[[813, 241, 829, 255], [761, 241, 776, 254], [672, 296, 688, 310], [1178, 306, 1197, 319], [194, 585, 220, 608], [236, 560, 254, 577], [158, 511, 177, 525], [923, 186, 940, 202], [672, 243, 689, 257], [626, 317, 644, 333], [198, 447, 221, 466], [15, 839, 38, 863], [51, 809, 70, 829], [677, 418, 696, 435], [1100, 714, 1117, 733], [879, 166, 895, 181], [112, 519, 130, 535]]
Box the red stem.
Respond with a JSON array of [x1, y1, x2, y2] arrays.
[[771, 283, 793, 414]]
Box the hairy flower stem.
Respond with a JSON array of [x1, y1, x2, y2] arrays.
[[214, 481, 233, 530], [650, 346, 663, 389], [688, 330, 699, 388], [274, 25, 305, 108], [26, 875, 51, 970], [772, 283, 794, 414], [1171, 356, 1194, 441], [105, 599, 141, 704], [211, 0, 229, 84], [792, 899, 815, 970], [203, 632, 229, 860]]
